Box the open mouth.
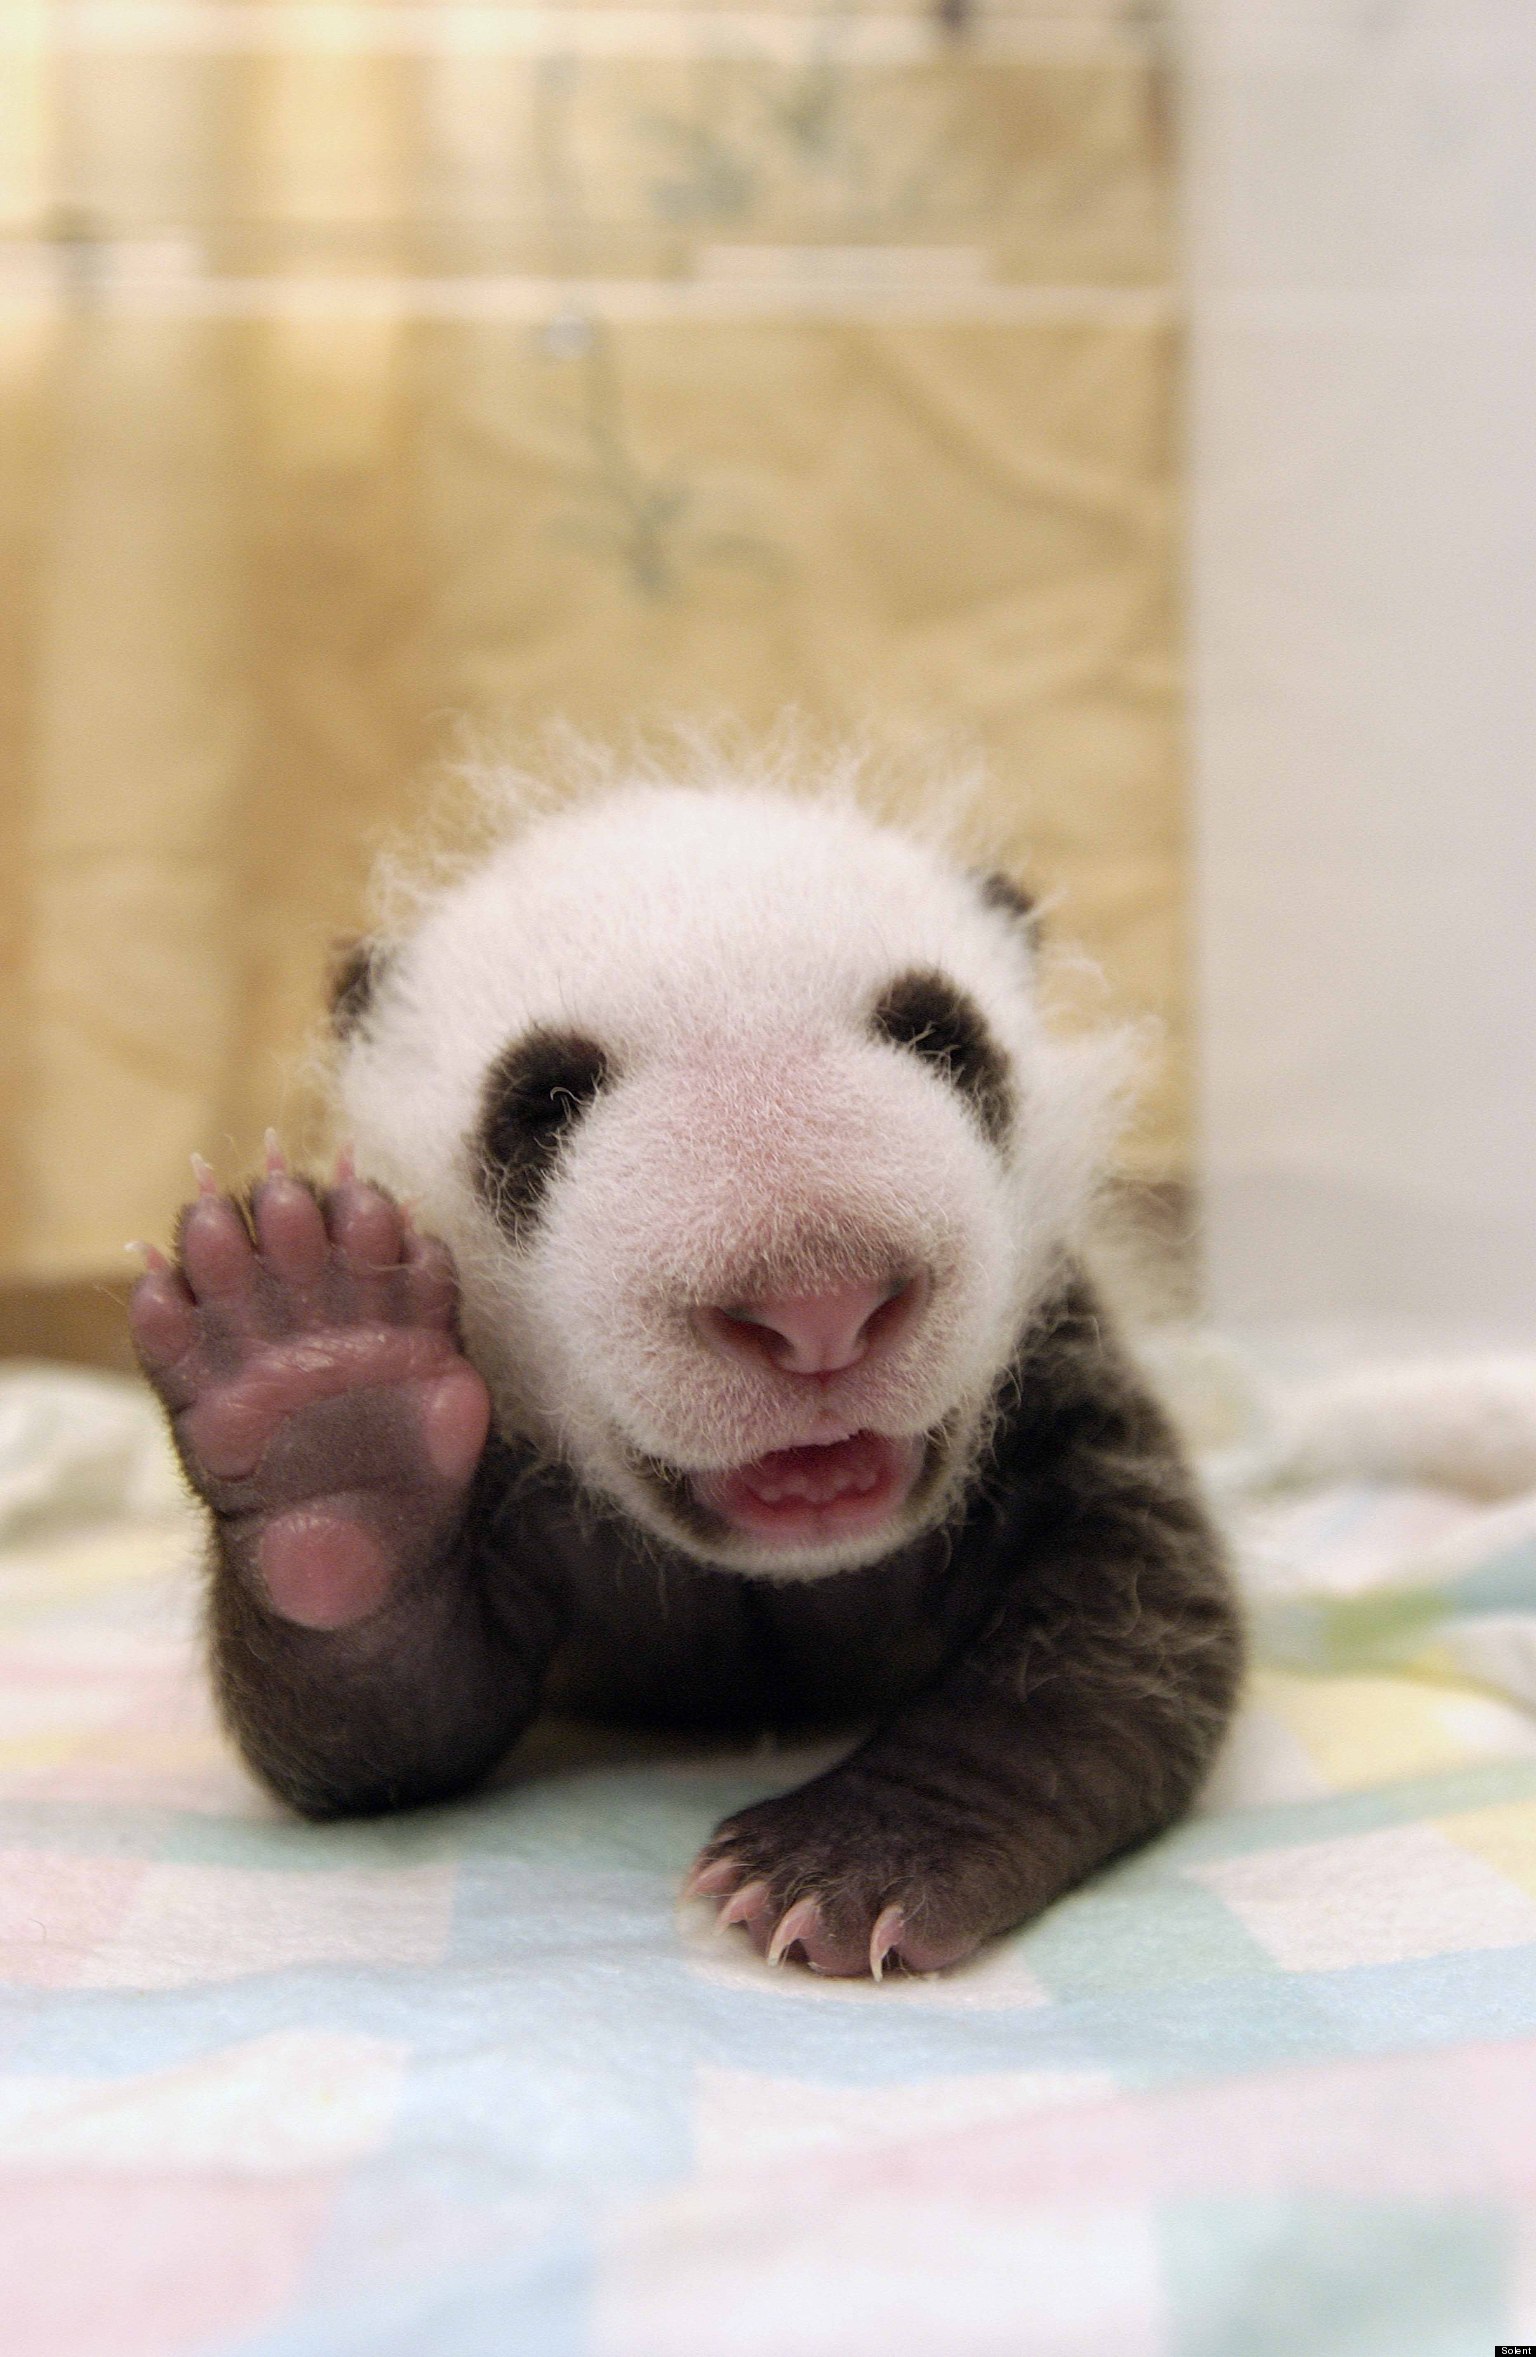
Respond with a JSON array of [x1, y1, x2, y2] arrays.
[[689, 1431, 925, 1547]]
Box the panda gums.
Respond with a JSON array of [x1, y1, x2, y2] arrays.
[[130, 777, 1242, 1979]]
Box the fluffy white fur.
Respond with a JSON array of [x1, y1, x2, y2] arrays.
[[337, 775, 1120, 1577]]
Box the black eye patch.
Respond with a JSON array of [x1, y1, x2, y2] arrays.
[[476, 1027, 611, 1237], [870, 969, 1013, 1147]]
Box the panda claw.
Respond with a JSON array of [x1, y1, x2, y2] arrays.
[[869, 1904, 905, 1981], [766, 1896, 823, 1967], [715, 1879, 769, 1937], [682, 1855, 739, 1903]]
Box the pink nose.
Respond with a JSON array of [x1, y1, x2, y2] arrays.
[[699, 1277, 920, 1378]]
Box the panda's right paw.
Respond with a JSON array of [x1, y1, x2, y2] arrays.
[[130, 1150, 490, 1630]]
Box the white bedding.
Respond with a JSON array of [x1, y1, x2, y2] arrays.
[[2, 1348, 1534, 2355]]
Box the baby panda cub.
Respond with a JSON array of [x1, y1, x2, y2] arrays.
[[131, 779, 1241, 1979]]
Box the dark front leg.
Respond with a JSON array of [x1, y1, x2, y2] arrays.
[[690, 1275, 1244, 1976], [131, 1158, 564, 1819], [207, 1431, 564, 1821]]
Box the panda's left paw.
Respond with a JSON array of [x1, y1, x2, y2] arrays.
[[685, 1773, 1010, 1979]]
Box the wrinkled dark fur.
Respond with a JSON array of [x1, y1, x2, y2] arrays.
[[192, 1260, 1242, 1952]]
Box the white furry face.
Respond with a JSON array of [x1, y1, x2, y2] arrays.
[[336, 781, 1111, 1577]]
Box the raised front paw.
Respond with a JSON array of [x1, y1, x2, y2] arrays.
[[686, 1765, 1018, 1980], [129, 1144, 490, 1630]]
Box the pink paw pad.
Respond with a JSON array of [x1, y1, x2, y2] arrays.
[[257, 1509, 394, 1630], [132, 1155, 492, 1635]]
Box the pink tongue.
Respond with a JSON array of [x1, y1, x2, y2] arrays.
[[738, 1433, 891, 1506]]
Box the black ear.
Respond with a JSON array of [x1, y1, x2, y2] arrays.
[[975, 870, 1040, 935], [327, 936, 394, 1040]]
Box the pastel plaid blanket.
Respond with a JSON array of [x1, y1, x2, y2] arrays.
[[2, 1353, 1535, 2356]]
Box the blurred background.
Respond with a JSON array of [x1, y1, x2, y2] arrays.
[[1, 0, 1533, 1361]]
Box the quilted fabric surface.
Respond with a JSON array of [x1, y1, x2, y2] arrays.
[[1, 1358, 1534, 2355]]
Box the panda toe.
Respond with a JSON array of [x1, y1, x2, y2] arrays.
[[765, 1894, 871, 1977], [681, 1854, 740, 1903], [252, 1173, 330, 1287], [178, 1189, 258, 1309], [401, 1228, 461, 1331], [128, 1258, 200, 1386]]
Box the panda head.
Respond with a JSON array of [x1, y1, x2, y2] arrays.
[[334, 778, 1116, 1578]]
